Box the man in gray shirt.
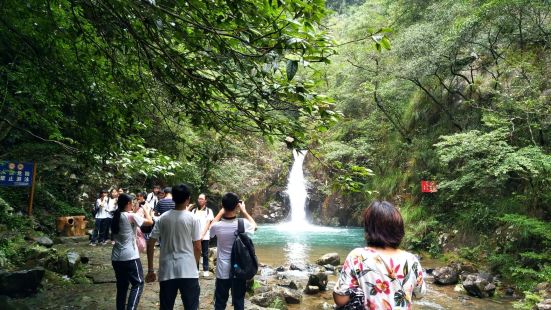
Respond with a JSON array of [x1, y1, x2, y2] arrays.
[[145, 184, 201, 310]]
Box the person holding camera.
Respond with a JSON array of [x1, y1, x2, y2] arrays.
[[202, 193, 257, 310], [90, 189, 109, 246]]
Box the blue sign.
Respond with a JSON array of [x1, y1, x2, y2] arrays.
[[0, 161, 34, 187]]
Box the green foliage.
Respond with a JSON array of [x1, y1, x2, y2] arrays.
[[513, 291, 544, 310], [488, 214, 551, 291], [269, 297, 287, 310], [309, 0, 551, 292]]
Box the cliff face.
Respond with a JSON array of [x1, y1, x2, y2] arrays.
[[247, 152, 364, 227], [246, 187, 290, 223]]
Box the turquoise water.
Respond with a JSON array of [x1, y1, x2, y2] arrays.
[[252, 223, 365, 266], [252, 224, 514, 310]]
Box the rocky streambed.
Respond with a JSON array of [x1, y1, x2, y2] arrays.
[[0, 237, 527, 309]]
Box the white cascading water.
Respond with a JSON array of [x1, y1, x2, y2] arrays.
[[285, 150, 309, 225]]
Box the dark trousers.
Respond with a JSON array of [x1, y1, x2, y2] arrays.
[[112, 258, 144, 310], [214, 278, 246, 310], [91, 218, 109, 243], [201, 240, 209, 271], [104, 217, 113, 241], [159, 278, 200, 310], [90, 218, 103, 243]]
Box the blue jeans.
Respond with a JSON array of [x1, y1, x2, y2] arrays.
[[214, 278, 246, 310]]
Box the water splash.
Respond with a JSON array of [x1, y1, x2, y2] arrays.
[[285, 150, 309, 226]]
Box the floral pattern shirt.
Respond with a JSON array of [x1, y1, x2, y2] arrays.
[[334, 247, 426, 310]]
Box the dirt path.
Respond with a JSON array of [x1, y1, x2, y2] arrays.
[[4, 238, 278, 309]]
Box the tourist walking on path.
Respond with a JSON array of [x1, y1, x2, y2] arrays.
[[191, 193, 214, 277], [333, 200, 426, 309], [111, 193, 154, 310], [145, 184, 202, 310], [154, 187, 175, 216], [203, 193, 257, 310], [90, 189, 109, 246]]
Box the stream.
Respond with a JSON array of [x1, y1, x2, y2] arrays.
[[253, 224, 514, 310]]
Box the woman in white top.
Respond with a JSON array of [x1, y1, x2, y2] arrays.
[[111, 194, 153, 310]]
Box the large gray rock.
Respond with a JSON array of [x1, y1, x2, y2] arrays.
[[462, 273, 496, 298], [66, 251, 80, 277], [307, 272, 328, 291], [433, 266, 459, 285], [45, 251, 80, 276], [304, 285, 320, 295], [282, 288, 302, 304], [316, 253, 340, 266], [0, 267, 45, 297], [33, 236, 54, 248], [289, 263, 305, 271], [250, 290, 285, 308]]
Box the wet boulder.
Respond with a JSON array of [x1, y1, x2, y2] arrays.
[[277, 280, 299, 290], [304, 285, 320, 295], [316, 253, 340, 266], [462, 273, 496, 298], [290, 263, 305, 271], [0, 267, 45, 297], [323, 264, 335, 272], [432, 266, 459, 285], [307, 272, 328, 291], [250, 290, 286, 308], [282, 288, 302, 304]]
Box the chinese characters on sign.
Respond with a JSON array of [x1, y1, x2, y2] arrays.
[[0, 161, 34, 187], [421, 180, 438, 193]]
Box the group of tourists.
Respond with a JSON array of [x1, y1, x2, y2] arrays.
[[93, 182, 426, 310], [93, 184, 256, 310]]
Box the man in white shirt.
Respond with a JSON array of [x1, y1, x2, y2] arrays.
[[145, 184, 201, 310], [191, 193, 214, 277], [90, 189, 109, 246], [145, 185, 160, 210], [205, 193, 256, 310], [105, 188, 119, 245]]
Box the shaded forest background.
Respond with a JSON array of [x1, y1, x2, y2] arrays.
[[1, 0, 549, 300]]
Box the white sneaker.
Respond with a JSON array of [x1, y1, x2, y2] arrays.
[[203, 271, 209, 277]]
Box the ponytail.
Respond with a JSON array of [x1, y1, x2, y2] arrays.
[[111, 194, 132, 235]]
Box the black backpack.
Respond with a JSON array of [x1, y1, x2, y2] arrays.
[[230, 219, 258, 280], [92, 201, 99, 217]]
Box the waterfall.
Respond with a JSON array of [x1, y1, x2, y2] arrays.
[[285, 150, 308, 225]]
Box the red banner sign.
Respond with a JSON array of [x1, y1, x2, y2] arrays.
[[421, 181, 438, 193]]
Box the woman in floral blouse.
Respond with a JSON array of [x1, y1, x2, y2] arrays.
[[333, 201, 426, 309]]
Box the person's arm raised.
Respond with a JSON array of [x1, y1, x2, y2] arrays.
[[239, 202, 256, 231], [200, 208, 224, 240], [141, 205, 154, 226]]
